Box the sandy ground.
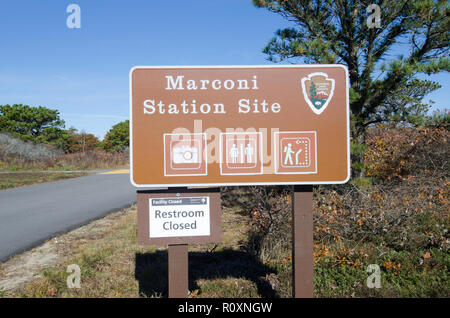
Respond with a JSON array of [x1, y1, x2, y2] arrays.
[[0, 206, 133, 294]]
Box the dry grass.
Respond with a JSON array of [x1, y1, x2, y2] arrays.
[[0, 206, 140, 297], [0, 150, 129, 172], [0, 172, 89, 190], [2, 126, 447, 298], [1, 197, 280, 298]]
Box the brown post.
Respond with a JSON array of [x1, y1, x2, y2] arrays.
[[292, 185, 314, 298], [168, 244, 188, 298]]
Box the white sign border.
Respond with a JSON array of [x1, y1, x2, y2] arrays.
[[129, 64, 350, 187]]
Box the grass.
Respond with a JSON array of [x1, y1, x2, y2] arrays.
[[0, 172, 90, 190], [6, 202, 276, 298], [311, 243, 449, 298], [11, 208, 140, 298], [2, 124, 448, 298], [0, 145, 128, 189], [222, 184, 449, 298], [0, 181, 447, 298], [2, 183, 448, 298], [0, 286, 7, 297], [0, 149, 129, 173]]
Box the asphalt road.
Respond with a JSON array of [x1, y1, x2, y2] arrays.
[[0, 172, 143, 262]]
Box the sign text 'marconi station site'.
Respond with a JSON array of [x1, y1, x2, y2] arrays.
[[142, 75, 282, 115]]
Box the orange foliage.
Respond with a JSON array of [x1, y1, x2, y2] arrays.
[[365, 124, 449, 181]]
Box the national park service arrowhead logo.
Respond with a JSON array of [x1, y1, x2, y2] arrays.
[[301, 72, 335, 115]]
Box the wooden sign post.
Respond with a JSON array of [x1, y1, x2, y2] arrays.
[[130, 65, 350, 298], [292, 185, 313, 298], [168, 244, 188, 298], [137, 188, 222, 298]]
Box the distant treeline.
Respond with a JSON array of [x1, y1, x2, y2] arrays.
[[0, 104, 129, 153]]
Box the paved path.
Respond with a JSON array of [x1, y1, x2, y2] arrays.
[[0, 171, 152, 262]]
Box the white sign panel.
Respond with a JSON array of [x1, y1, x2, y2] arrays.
[[149, 197, 210, 238]]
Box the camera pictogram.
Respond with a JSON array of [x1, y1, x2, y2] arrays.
[[172, 145, 200, 164], [164, 133, 207, 176]]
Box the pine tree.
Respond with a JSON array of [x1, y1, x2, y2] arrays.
[[253, 0, 449, 137], [102, 120, 129, 152]]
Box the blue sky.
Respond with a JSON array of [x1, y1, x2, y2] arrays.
[[0, 0, 448, 139]]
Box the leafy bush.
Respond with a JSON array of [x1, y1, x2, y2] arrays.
[[0, 133, 128, 170], [364, 124, 449, 182], [102, 120, 129, 152], [52, 150, 129, 170], [239, 122, 449, 297], [314, 177, 449, 253], [65, 130, 101, 153], [245, 186, 292, 262]]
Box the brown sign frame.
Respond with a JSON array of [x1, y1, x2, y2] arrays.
[[130, 65, 350, 188]]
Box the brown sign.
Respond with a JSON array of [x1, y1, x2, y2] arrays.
[[130, 65, 350, 187], [137, 189, 222, 245]]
